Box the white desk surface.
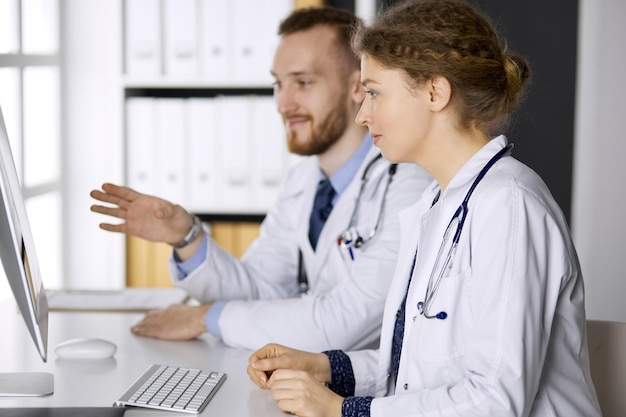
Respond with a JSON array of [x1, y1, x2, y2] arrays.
[[0, 300, 287, 416]]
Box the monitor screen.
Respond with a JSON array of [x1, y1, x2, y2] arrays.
[[0, 104, 53, 396]]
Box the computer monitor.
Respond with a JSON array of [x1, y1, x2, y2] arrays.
[[0, 104, 54, 396]]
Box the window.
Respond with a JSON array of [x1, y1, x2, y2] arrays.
[[0, 0, 61, 300]]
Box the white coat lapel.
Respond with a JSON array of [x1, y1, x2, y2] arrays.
[[306, 147, 381, 281], [295, 159, 322, 269], [375, 191, 434, 396]]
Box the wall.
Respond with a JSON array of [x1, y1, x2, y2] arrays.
[[572, 0, 626, 322], [62, 0, 125, 289], [468, 0, 578, 223]]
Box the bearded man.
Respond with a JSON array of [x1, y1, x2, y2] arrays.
[[89, 7, 431, 351]]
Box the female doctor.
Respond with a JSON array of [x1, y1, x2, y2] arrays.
[[246, 0, 602, 416]]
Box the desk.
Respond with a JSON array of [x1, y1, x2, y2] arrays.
[[0, 301, 286, 416]]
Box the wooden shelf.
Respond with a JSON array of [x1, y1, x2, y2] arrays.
[[126, 220, 261, 287]]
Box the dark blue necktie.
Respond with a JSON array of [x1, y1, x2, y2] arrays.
[[308, 178, 335, 250], [391, 251, 417, 386]]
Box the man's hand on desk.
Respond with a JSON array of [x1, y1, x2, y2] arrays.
[[131, 303, 211, 340]]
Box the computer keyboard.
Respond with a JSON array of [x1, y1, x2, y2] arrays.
[[114, 364, 227, 414]]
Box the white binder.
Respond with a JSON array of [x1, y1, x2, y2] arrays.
[[155, 99, 187, 204], [163, 0, 198, 76], [231, 0, 262, 80], [187, 98, 218, 212], [230, 0, 292, 81], [217, 95, 251, 210], [126, 97, 156, 194], [199, 0, 230, 78], [250, 96, 286, 210], [124, 0, 161, 75], [256, 0, 292, 79]]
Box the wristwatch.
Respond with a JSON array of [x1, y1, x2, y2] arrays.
[[172, 215, 202, 249]]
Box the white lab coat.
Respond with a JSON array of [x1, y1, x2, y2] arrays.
[[169, 146, 431, 351], [348, 136, 601, 416]]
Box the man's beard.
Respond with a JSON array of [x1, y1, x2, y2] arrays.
[[285, 92, 350, 156]]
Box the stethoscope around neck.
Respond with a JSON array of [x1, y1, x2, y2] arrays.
[[297, 154, 397, 294], [416, 143, 514, 320], [337, 154, 397, 250]]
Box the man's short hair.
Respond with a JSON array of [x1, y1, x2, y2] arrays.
[[278, 6, 362, 72]]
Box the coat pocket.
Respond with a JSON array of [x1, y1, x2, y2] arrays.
[[413, 267, 471, 362]]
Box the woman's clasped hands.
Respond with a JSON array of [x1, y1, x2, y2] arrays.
[[247, 343, 343, 417]]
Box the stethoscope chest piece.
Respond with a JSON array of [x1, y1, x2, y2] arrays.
[[338, 227, 364, 249]]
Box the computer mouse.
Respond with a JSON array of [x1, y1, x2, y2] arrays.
[[55, 337, 117, 360]]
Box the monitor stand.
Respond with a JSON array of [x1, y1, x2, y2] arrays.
[[0, 372, 54, 396]]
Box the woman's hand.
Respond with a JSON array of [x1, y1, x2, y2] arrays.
[[247, 343, 332, 388], [268, 369, 343, 417]]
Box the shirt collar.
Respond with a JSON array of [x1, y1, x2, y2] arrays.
[[318, 133, 373, 197]]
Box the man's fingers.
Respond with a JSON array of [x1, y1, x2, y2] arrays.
[[89, 189, 109, 202], [102, 183, 138, 201], [131, 323, 149, 336], [131, 322, 160, 338], [91, 203, 126, 217], [131, 311, 160, 336], [98, 222, 128, 234], [90, 187, 132, 209]]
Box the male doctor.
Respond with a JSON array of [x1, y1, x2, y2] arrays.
[[90, 7, 430, 351]]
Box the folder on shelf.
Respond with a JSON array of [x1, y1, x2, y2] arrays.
[[216, 96, 251, 209], [187, 98, 218, 211], [124, 0, 161, 75], [126, 97, 156, 195], [231, 0, 264, 80], [255, 0, 293, 79], [199, 0, 230, 78], [251, 96, 286, 209], [155, 99, 187, 204], [163, 0, 198, 76], [229, 0, 292, 81]]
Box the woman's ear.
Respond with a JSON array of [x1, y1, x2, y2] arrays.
[[428, 76, 452, 112]]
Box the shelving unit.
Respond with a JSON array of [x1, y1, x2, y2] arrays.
[[61, 0, 375, 290], [119, 0, 380, 287], [121, 0, 296, 286]]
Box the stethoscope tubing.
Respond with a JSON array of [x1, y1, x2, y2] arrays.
[[298, 153, 396, 293], [341, 154, 397, 249], [419, 143, 514, 320]]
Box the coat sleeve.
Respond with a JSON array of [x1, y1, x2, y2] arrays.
[[347, 349, 381, 397], [218, 164, 431, 351]]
